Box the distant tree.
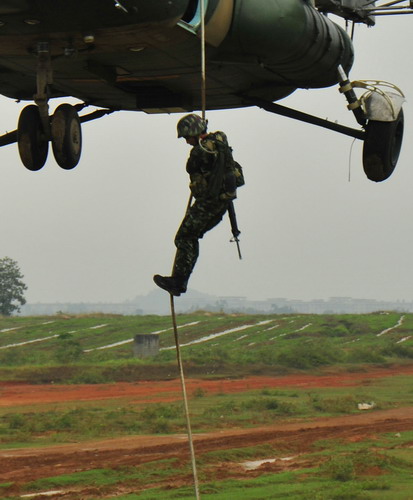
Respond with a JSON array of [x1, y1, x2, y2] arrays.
[[0, 257, 28, 316]]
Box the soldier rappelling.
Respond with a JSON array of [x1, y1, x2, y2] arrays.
[[154, 114, 244, 296]]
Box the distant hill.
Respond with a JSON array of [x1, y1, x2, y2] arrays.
[[21, 290, 413, 316]]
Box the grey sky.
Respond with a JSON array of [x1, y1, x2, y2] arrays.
[[1, 14, 413, 305]]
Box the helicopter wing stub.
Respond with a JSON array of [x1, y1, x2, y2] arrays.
[[316, 0, 377, 25], [315, 0, 413, 25]]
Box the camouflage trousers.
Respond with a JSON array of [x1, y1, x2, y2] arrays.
[[173, 198, 229, 281]]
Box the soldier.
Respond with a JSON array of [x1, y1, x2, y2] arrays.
[[154, 114, 240, 296]]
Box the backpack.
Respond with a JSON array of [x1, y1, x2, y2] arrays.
[[233, 161, 245, 188], [202, 131, 245, 200]]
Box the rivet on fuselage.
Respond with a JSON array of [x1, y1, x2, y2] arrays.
[[24, 19, 41, 25], [83, 34, 95, 44]]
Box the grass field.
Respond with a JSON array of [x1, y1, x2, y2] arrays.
[[0, 312, 412, 499], [0, 311, 412, 383]]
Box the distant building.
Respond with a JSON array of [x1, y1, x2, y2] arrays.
[[20, 291, 412, 316]]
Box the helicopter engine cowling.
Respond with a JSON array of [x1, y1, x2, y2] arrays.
[[217, 0, 354, 90]]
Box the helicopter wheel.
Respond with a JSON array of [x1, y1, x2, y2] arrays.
[[17, 105, 49, 171], [51, 104, 82, 170], [362, 109, 404, 182]]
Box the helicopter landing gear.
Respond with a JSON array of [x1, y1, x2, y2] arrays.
[[338, 70, 406, 182], [17, 103, 82, 171], [16, 41, 82, 171], [17, 105, 49, 171], [51, 104, 82, 170], [362, 109, 404, 182]]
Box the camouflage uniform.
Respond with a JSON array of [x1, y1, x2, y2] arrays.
[[172, 132, 232, 283], [154, 114, 240, 296]]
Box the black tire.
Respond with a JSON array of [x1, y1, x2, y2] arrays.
[[362, 109, 404, 182], [17, 105, 49, 171], [51, 104, 82, 170]]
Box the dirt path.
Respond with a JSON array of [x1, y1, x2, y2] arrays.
[[1, 407, 412, 484], [2, 365, 413, 407], [1, 367, 412, 498]]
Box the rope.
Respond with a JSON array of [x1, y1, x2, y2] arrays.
[[168, 5, 207, 497], [348, 137, 357, 183], [170, 295, 201, 499], [200, 0, 207, 120]]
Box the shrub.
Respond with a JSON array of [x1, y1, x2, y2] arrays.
[[276, 340, 342, 368], [192, 387, 206, 398], [346, 347, 386, 364], [241, 397, 296, 415], [379, 341, 413, 359], [323, 455, 355, 482], [55, 335, 83, 363], [140, 404, 182, 422], [309, 394, 358, 413]]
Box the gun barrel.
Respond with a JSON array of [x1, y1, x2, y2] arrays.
[[228, 201, 242, 259]]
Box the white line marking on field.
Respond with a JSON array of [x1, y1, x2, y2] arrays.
[[21, 490, 65, 498], [161, 320, 273, 350], [233, 334, 248, 342], [84, 321, 200, 352], [0, 335, 59, 350], [264, 324, 279, 332], [0, 327, 22, 333], [292, 323, 312, 333], [377, 315, 405, 337]]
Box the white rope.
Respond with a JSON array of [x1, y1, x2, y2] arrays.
[[168, 6, 208, 496], [348, 137, 357, 182], [200, 0, 207, 120], [170, 295, 201, 499]]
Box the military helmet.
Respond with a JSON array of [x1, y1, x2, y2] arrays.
[[177, 114, 207, 138]]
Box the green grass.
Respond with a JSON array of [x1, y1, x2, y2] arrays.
[[1, 372, 412, 448], [4, 432, 412, 499], [0, 312, 412, 383], [1, 312, 412, 499]]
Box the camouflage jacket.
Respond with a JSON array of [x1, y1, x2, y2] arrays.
[[186, 131, 236, 201]]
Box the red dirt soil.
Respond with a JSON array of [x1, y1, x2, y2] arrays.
[[1, 408, 412, 499], [1, 366, 412, 499], [2, 365, 413, 407]]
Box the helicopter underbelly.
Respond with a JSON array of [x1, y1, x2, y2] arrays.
[[0, 0, 354, 112]]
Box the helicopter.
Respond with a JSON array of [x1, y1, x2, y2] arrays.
[[0, 0, 411, 181]]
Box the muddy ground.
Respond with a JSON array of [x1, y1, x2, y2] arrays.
[[1, 366, 412, 498]]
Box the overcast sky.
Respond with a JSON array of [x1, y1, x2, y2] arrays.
[[1, 14, 413, 305]]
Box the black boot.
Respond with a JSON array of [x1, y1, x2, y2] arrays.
[[153, 275, 188, 296]]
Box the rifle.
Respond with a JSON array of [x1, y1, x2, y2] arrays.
[[228, 200, 242, 260]]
